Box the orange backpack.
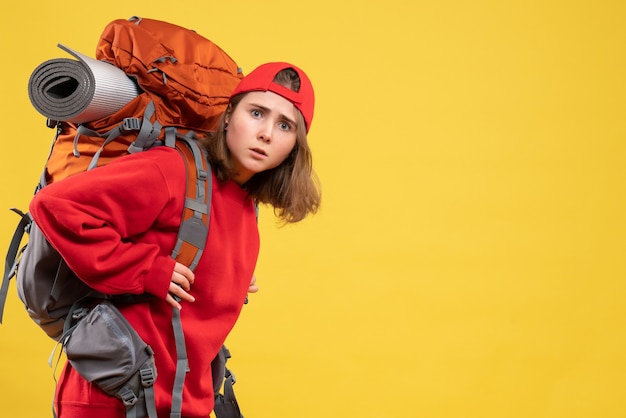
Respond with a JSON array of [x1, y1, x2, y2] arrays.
[[1, 16, 245, 418], [44, 15, 243, 184]]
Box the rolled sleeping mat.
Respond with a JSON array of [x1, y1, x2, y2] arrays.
[[28, 44, 140, 124]]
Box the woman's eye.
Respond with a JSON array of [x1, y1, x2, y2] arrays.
[[251, 109, 262, 118], [279, 122, 291, 131]]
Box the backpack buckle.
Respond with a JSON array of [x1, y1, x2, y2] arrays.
[[140, 367, 156, 387], [70, 307, 91, 321], [118, 386, 138, 407], [121, 117, 141, 132]]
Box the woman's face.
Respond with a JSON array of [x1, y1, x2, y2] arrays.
[[226, 91, 298, 185]]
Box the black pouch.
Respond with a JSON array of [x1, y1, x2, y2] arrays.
[[64, 300, 157, 415]]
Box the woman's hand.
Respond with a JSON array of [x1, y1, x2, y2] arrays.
[[165, 262, 196, 310], [165, 267, 258, 309], [248, 275, 259, 293]]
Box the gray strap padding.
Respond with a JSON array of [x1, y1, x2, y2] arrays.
[[170, 135, 211, 271], [184, 198, 207, 214], [183, 134, 211, 204], [173, 217, 207, 272]]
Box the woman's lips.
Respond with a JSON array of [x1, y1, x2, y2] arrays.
[[250, 147, 267, 157]]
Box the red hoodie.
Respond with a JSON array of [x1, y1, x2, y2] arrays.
[[29, 145, 259, 417]]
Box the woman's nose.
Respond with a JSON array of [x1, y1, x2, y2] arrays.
[[257, 123, 271, 143]]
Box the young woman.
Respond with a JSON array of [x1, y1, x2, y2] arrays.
[[29, 62, 320, 417]]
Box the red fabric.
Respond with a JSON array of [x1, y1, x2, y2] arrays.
[[54, 364, 126, 417], [30, 146, 259, 417]]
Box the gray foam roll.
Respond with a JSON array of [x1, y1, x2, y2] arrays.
[[28, 44, 139, 124]]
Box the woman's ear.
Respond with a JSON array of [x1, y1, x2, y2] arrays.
[[224, 105, 232, 128]]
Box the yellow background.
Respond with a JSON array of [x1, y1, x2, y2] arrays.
[[1, 1, 625, 417]]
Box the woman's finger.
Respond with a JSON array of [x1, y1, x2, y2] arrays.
[[174, 262, 195, 285], [171, 262, 195, 290], [172, 270, 191, 290], [165, 293, 182, 310], [169, 281, 196, 303], [248, 275, 259, 293]]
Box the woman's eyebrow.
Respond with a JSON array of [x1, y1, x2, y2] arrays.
[[249, 102, 297, 126]]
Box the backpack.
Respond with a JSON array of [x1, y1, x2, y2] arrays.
[[0, 16, 245, 418]]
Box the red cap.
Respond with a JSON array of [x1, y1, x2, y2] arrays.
[[230, 62, 315, 132]]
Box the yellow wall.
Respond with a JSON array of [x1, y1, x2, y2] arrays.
[[1, 1, 625, 417]]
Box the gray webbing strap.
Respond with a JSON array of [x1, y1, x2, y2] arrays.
[[139, 353, 158, 418], [126, 101, 163, 154], [213, 374, 243, 418], [118, 386, 138, 418], [164, 126, 177, 148], [141, 365, 158, 418], [170, 305, 188, 418], [117, 355, 157, 418], [72, 100, 162, 170], [0, 209, 31, 323], [213, 346, 243, 418]]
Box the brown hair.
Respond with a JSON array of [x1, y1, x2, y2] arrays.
[[200, 68, 320, 223]]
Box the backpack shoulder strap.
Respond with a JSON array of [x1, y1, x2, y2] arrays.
[[168, 132, 211, 418], [171, 133, 211, 270]]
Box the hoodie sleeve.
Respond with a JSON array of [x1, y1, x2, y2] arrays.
[[29, 146, 187, 299]]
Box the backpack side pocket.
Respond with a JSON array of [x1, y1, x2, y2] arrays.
[[64, 300, 157, 416]]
